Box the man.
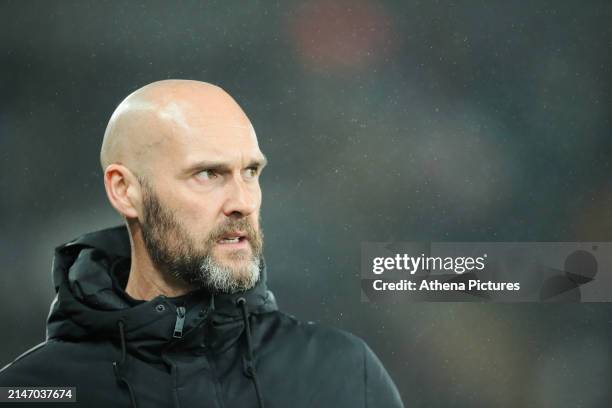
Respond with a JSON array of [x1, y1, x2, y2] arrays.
[[0, 80, 404, 407]]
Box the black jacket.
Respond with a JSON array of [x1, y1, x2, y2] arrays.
[[0, 225, 404, 407]]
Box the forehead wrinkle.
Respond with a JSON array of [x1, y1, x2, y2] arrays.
[[180, 134, 264, 170]]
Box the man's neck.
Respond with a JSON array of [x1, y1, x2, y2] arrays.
[[124, 245, 195, 300], [124, 264, 194, 301], [124, 224, 195, 301]]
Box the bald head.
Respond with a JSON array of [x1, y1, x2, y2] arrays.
[[100, 79, 253, 183]]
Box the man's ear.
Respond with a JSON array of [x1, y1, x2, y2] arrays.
[[103, 164, 142, 220]]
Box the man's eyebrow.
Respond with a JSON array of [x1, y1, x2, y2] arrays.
[[184, 155, 268, 173], [257, 154, 268, 168]]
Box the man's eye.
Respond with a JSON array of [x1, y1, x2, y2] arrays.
[[196, 170, 217, 180], [245, 167, 259, 178]]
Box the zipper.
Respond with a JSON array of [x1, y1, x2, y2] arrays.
[[172, 306, 186, 338]]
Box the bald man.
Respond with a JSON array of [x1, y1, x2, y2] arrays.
[[0, 80, 404, 408]]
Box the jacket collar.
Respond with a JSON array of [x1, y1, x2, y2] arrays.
[[46, 224, 278, 361]]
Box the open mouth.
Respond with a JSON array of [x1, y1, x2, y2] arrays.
[[216, 232, 248, 245]]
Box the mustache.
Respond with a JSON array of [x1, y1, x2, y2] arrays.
[[208, 218, 259, 242]]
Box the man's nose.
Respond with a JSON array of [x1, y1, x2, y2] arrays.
[[221, 175, 258, 218]]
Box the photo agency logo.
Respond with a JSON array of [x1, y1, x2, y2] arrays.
[[361, 242, 609, 302]]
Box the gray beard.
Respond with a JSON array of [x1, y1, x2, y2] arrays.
[[199, 254, 261, 293], [138, 178, 263, 294]]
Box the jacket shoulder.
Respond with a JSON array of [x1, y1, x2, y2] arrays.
[[259, 310, 373, 367], [266, 310, 367, 349], [0, 339, 114, 387], [0, 341, 48, 383], [259, 311, 405, 407]]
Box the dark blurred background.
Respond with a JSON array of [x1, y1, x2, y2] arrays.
[[1, 1, 612, 406]]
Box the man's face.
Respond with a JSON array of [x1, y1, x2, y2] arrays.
[[138, 115, 267, 294]]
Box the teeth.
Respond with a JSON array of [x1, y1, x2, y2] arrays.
[[220, 237, 240, 243]]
